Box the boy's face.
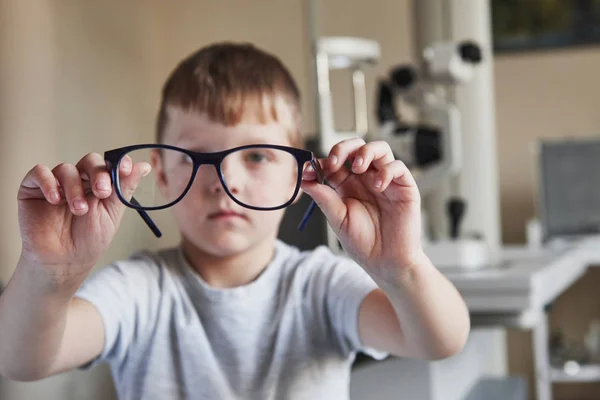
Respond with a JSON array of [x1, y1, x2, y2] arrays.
[[153, 106, 300, 257]]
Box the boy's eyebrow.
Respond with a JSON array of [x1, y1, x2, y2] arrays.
[[173, 137, 211, 153]]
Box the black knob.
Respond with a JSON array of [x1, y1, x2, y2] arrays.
[[447, 197, 466, 239], [375, 79, 398, 124], [414, 126, 442, 166], [389, 65, 417, 90], [459, 41, 482, 64]]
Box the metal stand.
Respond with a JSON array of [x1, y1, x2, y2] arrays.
[[307, 0, 381, 254], [533, 311, 552, 400]]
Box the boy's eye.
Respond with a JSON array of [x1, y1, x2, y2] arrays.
[[171, 155, 192, 167], [181, 154, 193, 164], [245, 151, 267, 163], [162, 151, 192, 172]]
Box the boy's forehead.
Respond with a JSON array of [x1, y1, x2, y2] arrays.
[[164, 107, 212, 134], [163, 106, 293, 148]]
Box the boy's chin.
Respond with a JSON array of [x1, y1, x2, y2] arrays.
[[198, 232, 259, 257], [209, 241, 249, 258]]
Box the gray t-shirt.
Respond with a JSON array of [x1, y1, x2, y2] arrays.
[[75, 239, 387, 400]]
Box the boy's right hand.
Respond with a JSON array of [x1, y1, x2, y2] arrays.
[[17, 152, 150, 279]]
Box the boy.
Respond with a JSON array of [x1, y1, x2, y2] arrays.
[[0, 42, 470, 399]]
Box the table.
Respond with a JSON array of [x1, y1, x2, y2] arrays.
[[440, 236, 600, 400]]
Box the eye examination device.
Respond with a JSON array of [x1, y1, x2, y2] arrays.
[[372, 40, 489, 269], [311, 34, 488, 268]]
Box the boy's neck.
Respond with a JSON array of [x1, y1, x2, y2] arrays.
[[180, 238, 277, 289]]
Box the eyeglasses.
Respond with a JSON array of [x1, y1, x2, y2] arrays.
[[104, 143, 325, 238]]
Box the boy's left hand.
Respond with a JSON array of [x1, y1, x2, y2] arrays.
[[301, 138, 426, 280]]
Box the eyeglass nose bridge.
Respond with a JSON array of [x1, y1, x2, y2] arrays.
[[186, 151, 222, 183], [189, 151, 222, 167], [189, 151, 241, 194]]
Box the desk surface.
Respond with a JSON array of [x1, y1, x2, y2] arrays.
[[438, 236, 600, 316]]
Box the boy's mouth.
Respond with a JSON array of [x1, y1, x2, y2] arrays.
[[207, 210, 248, 221]]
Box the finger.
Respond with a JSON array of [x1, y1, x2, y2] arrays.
[[18, 164, 62, 204], [76, 153, 112, 199], [302, 162, 317, 181], [52, 163, 89, 215], [93, 160, 151, 226], [119, 154, 133, 177], [374, 160, 418, 192], [321, 165, 352, 190], [351, 141, 395, 174], [115, 161, 151, 201], [299, 157, 351, 191], [300, 179, 347, 233], [327, 137, 367, 173], [302, 160, 353, 208]]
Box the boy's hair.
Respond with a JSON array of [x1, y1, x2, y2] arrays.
[[156, 42, 303, 147]]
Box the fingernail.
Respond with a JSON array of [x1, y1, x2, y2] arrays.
[[50, 191, 60, 202], [330, 156, 338, 166], [374, 179, 382, 188], [353, 156, 363, 168], [141, 165, 151, 177], [96, 180, 110, 191], [121, 160, 131, 171], [73, 197, 87, 211]]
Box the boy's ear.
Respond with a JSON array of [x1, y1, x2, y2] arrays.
[[150, 149, 168, 196]]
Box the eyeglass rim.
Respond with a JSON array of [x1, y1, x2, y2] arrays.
[[104, 143, 319, 212]]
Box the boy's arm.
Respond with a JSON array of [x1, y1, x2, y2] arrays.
[[2, 153, 149, 380], [301, 138, 470, 361], [357, 253, 470, 360], [0, 259, 105, 381]]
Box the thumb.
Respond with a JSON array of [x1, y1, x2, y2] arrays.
[[119, 162, 151, 200], [105, 162, 151, 215], [301, 180, 347, 232]]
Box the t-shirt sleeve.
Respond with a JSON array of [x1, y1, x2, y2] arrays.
[[73, 252, 160, 370], [313, 249, 389, 361]]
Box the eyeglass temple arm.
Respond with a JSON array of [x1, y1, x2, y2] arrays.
[[298, 157, 325, 231], [105, 159, 162, 238], [298, 201, 317, 231], [130, 197, 163, 238]]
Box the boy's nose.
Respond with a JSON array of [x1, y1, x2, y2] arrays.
[[207, 163, 241, 195], [195, 165, 224, 195], [208, 175, 224, 194]]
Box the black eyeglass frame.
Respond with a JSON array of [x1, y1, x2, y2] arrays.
[[104, 143, 325, 238]]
